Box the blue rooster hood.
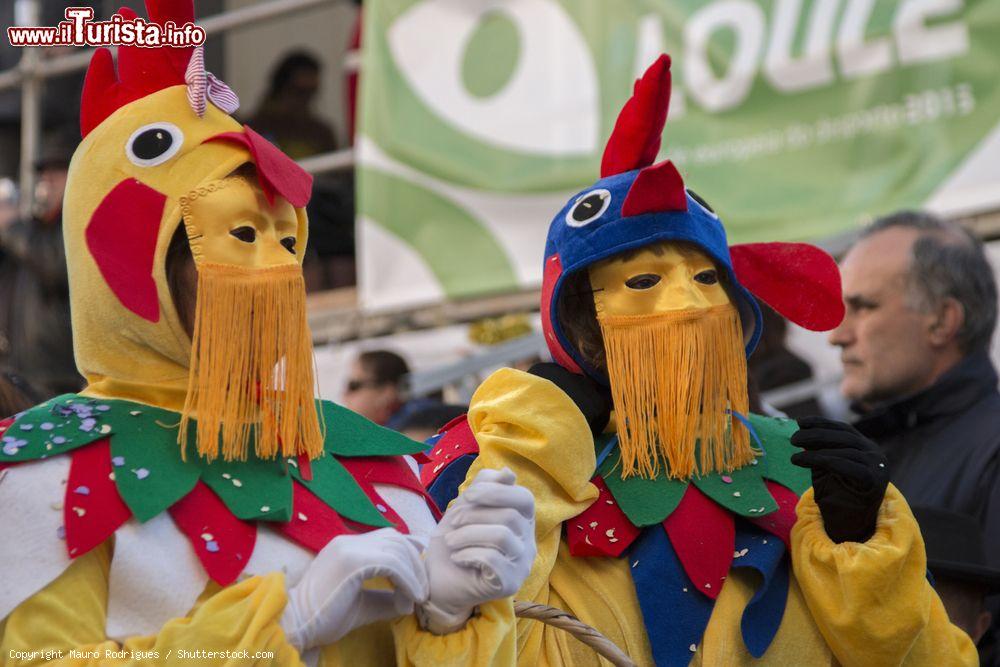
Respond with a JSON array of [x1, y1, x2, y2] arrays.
[[540, 55, 762, 381], [540, 55, 846, 382]]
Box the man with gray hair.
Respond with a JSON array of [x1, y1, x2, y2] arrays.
[[830, 210, 1000, 662]]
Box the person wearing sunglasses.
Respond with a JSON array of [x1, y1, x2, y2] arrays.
[[343, 350, 410, 426]]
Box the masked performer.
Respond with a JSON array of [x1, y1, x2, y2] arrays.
[[422, 55, 976, 666], [0, 2, 534, 665]]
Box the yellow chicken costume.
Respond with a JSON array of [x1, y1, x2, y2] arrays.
[[422, 55, 977, 666], [0, 2, 523, 665]]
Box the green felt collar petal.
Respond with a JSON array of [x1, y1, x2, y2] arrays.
[[747, 415, 810, 495], [201, 457, 294, 523], [319, 401, 427, 457], [593, 414, 806, 526], [690, 463, 776, 518], [598, 452, 688, 527], [2, 394, 114, 461]]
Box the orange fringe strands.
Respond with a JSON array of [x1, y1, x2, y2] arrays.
[[598, 304, 754, 480], [179, 263, 324, 462]]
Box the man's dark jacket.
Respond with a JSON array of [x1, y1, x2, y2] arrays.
[[854, 351, 1000, 663]]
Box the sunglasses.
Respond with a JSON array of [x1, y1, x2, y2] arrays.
[[345, 379, 383, 393]]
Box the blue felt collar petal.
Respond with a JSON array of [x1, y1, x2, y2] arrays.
[[733, 521, 789, 658], [628, 520, 789, 665]]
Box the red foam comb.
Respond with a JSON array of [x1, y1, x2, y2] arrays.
[[621, 159, 687, 217], [730, 242, 845, 331], [80, 0, 196, 137], [600, 54, 672, 178]]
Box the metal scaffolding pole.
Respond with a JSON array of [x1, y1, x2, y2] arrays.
[[14, 0, 41, 220]]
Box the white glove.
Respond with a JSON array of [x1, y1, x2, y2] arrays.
[[281, 527, 429, 651], [418, 467, 536, 634]]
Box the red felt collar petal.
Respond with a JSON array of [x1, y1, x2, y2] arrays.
[[567, 476, 641, 557], [169, 481, 257, 586], [730, 242, 845, 331], [747, 481, 799, 549], [65, 439, 131, 559], [421, 415, 480, 488], [278, 481, 359, 553], [353, 483, 409, 534], [662, 484, 734, 600], [340, 455, 442, 521]]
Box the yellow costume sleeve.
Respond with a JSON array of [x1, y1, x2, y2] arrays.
[[791, 484, 978, 667], [389, 599, 516, 666], [465, 368, 599, 602], [1, 542, 301, 667]]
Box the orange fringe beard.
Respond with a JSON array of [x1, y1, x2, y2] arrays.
[[598, 304, 754, 480], [179, 262, 324, 462]]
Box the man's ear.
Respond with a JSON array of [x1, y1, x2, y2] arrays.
[[929, 297, 964, 348]]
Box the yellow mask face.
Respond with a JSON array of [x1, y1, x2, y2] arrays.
[[181, 176, 300, 269], [589, 242, 731, 317]]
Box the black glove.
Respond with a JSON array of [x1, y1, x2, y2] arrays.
[[528, 363, 611, 437], [790, 416, 890, 544]]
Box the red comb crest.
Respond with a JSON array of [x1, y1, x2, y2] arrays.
[[80, 0, 196, 137], [600, 54, 672, 178], [621, 160, 687, 217]]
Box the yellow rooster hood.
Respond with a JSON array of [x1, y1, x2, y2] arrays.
[[65, 0, 320, 461]]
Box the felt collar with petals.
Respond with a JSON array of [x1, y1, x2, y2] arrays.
[[0, 395, 433, 585], [565, 414, 808, 597]]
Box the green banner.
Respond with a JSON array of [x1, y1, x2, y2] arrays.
[[358, 0, 1000, 310]]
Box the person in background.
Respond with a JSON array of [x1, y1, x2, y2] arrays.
[[830, 210, 1000, 664], [247, 51, 356, 290], [395, 402, 468, 443], [342, 349, 410, 425], [913, 506, 998, 645], [245, 51, 338, 160], [0, 128, 83, 396]]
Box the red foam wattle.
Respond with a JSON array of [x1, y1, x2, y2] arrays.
[[540, 254, 584, 374], [730, 242, 845, 331], [85, 179, 166, 323], [206, 127, 313, 208]]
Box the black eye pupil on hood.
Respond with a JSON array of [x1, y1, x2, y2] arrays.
[[131, 129, 174, 160], [572, 193, 606, 222], [281, 237, 296, 254]]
